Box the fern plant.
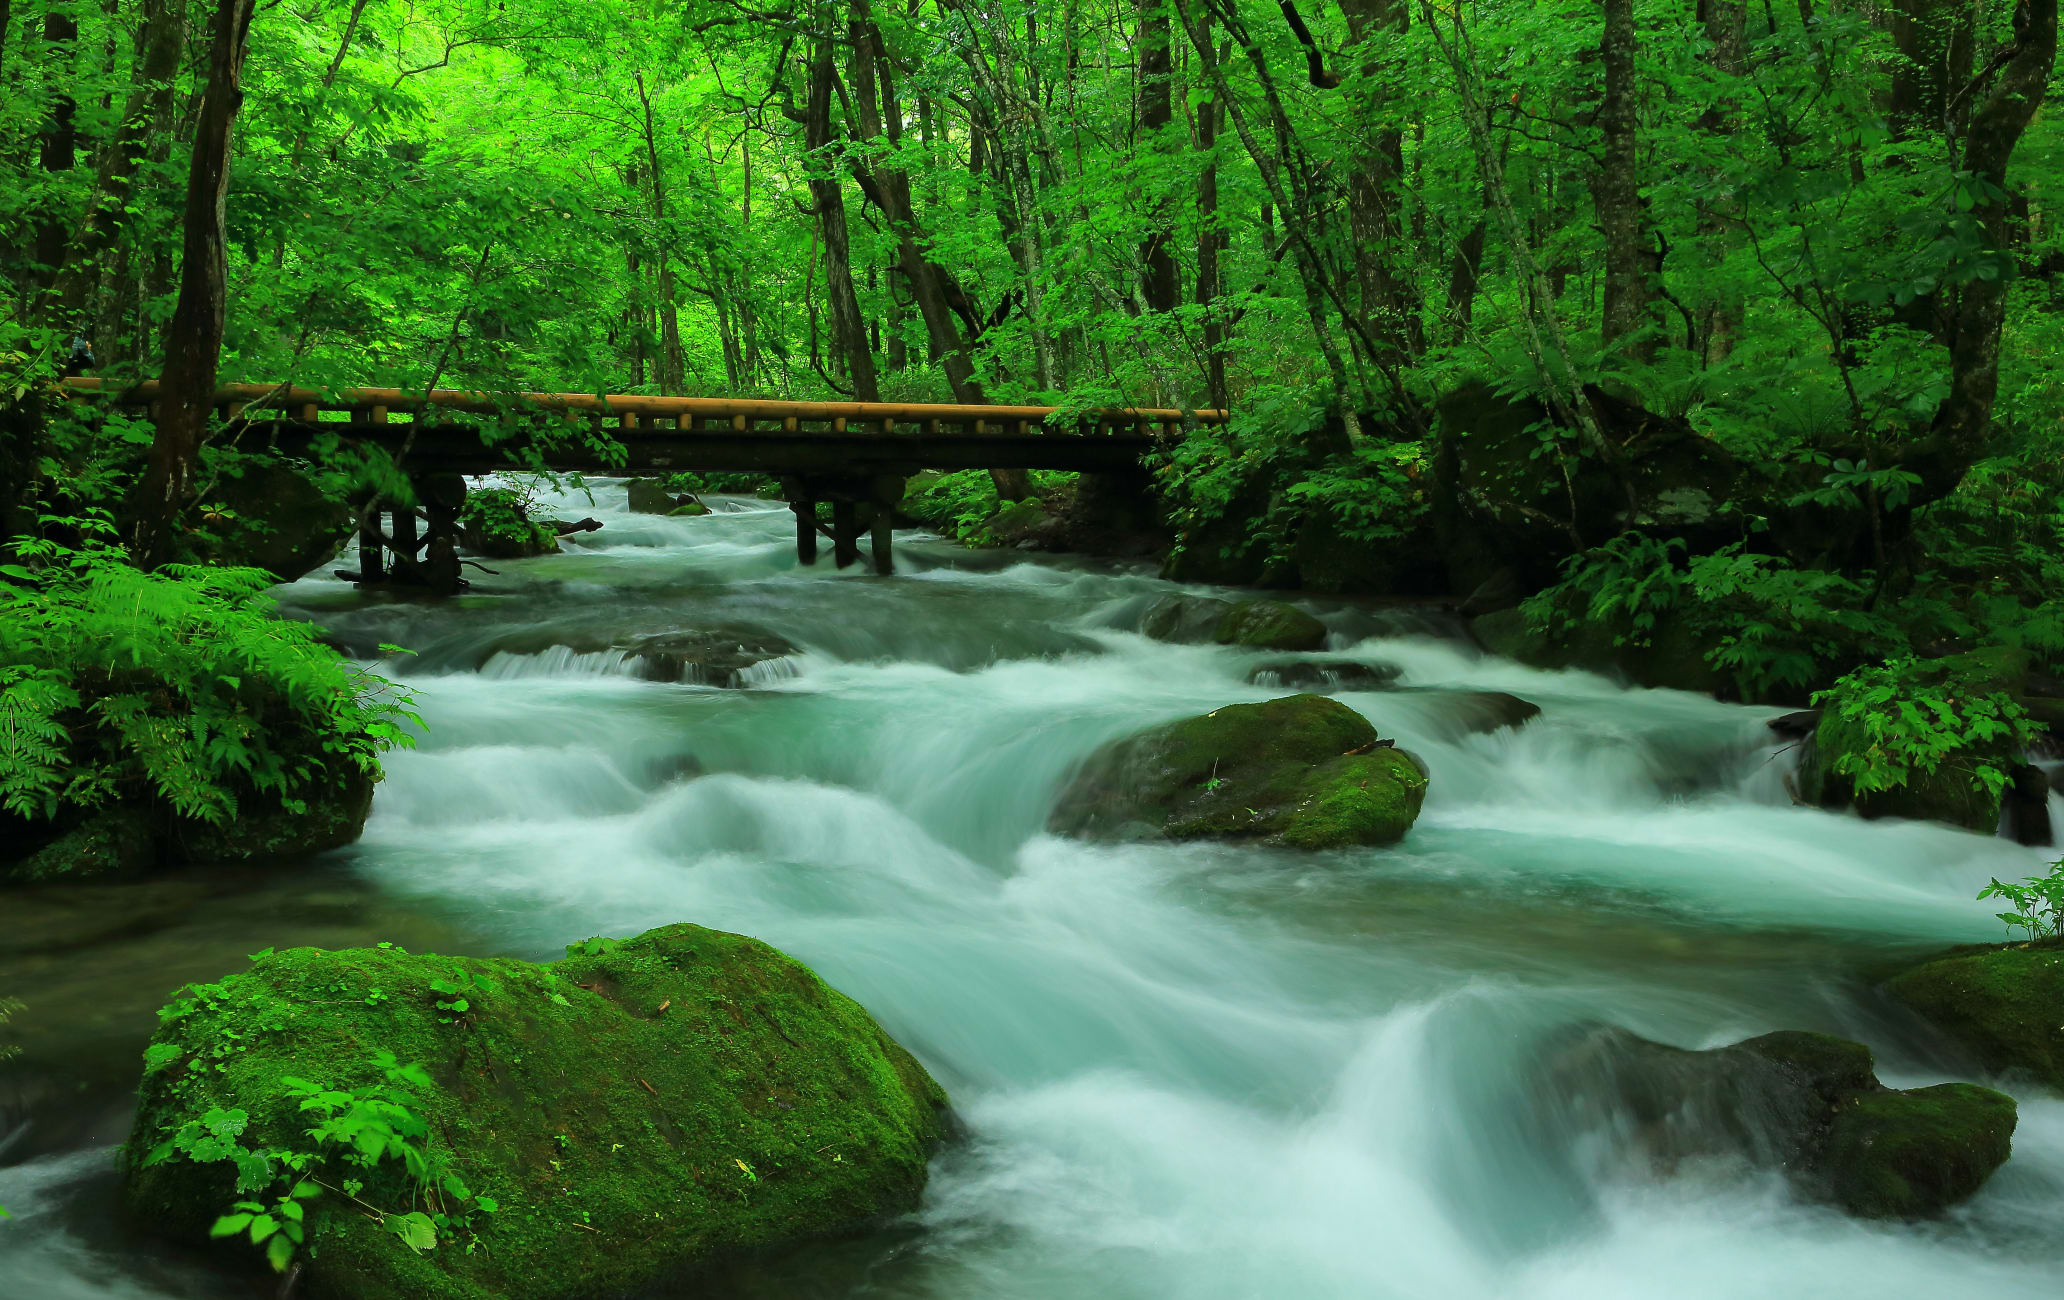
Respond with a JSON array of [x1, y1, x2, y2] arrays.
[[0, 523, 415, 831]]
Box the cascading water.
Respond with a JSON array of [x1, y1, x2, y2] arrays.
[[3, 478, 2060, 1298]]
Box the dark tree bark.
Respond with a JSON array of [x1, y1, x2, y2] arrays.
[[1195, 37, 1229, 410], [846, 0, 1029, 497], [1914, 0, 2057, 500], [1888, 0, 1977, 139], [634, 70, 687, 394], [1697, 0, 1746, 364], [1139, 0, 1178, 313], [130, 0, 257, 568], [54, 0, 190, 324], [1592, 0, 1657, 358], [1337, 0, 1424, 366], [32, 7, 80, 291], [804, 34, 879, 400]]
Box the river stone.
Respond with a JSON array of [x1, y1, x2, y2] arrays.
[[458, 488, 559, 559], [1215, 600, 1328, 651], [622, 629, 799, 687], [1422, 690, 1543, 738], [203, 458, 353, 582], [1536, 1025, 2016, 1218], [1050, 693, 1427, 849], [122, 924, 952, 1300], [1247, 660, 1403, 691], [626, 477, 690, 513], [1141, 594, 1234, 644], [164, 765, 378, 865], [1883, 939, 2064, 1092]]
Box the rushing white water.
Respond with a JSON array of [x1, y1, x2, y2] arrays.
[[4, 477, 2061, 1298]]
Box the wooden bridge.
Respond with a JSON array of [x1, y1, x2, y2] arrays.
[[62, 378, 1224, 585]]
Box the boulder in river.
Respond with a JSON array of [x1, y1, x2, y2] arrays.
[[122, 923, 952, 1300], [1538, 1025, 2016, 1218], [1247, 659, 1403, 691], [1050, 693, 1427, 849], [1883, 939, 2064, 1092], [622, 629, 799, 687], [1419, 690, 1543, 738], [626, 477, 698, 514], [1141, 595, 1327, 651], [458, 488, 560, 558]]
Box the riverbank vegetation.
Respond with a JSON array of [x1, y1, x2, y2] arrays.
[[2, 0, 2062, 1290]]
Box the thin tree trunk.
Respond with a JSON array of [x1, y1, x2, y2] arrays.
[[1697, 0, 1746, 365], [32, 8, 79, 293], [131, 0, 257, 568], [1138, 0, 1178, 314], [635, 69, 686, 394], [1195, 37, 1229, 410], [805, 32, 879, 399], [1338, 0, 1424, 365], [1593, 0, 1656, 359]]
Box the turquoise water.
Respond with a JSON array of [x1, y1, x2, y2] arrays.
[[3, 480, 2059, 1298]]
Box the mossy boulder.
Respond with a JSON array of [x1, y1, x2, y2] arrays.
[[1140, 596, 1327, 651], [458, 489, 559, 559], [669, 500, 712, 517], [1883, 939, 2064, 1091], [122, 924, 952, 1300], [203, 458, 354, 582], [1537, 1025, 2016, 1218], [1247, 659, 1402, 691], [0, 805, 155, 882], [620, 629, 800, 687], [626, 478, 696, 514], [1050, 693, 1428, 849]]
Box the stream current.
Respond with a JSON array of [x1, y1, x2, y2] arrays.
[[3, 479, 2062, 1298]]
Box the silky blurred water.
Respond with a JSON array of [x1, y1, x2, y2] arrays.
[[3, 478, 2060, 1298]]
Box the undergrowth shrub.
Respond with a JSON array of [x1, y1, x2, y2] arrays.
[[0, 524, 416, 830]]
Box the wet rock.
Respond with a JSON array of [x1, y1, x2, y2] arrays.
[[1, 806, 156, 883], [1883, 939, 2064, 1092], [458, 488, 559, 559], [122, 924, 952, 1300], [1423, 690, 1542, 738], [202, 457, 353, 581], [1247, 660, 1403, 691], [1768, 709, 1819, 740], [985, 499, 1057, 548], [627, 477, 695, 513], [1050, 693, 1428, 849], [165, 765, 377, 865], [1216, 599, 1327, 651], [1537, 1025, 2016, 1218], [2006, 763, 2053, 847], [1141, 594, 1234, 644], [622, 629, 799, 687], [668, 499, 711, 517]]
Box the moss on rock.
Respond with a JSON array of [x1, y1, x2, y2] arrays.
[[1050, 693, 1427, 849], [1882, 939, 2064, 1091], [1215, 600, 1327, 651], [458, 489, 559, 559], [1536, 1024, 2015, 1219], [121, 923, 952, 1300]]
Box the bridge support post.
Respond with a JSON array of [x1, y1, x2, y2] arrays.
[[831, 500, 860, 568], [792, 499, 818, 565], [417, 473, 467, 594], [357, 501, 386, 584], [870, 511, 893, 575]]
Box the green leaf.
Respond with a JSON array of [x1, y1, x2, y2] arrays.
[[209, 1213, 254, 1238], [388, 1210, 438, 1252]]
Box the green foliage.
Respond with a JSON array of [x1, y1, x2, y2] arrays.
[[457, 488, 555, 556], [660, 471, 778, 497], [901, 469, 1072, 546], [1978, 858, 2064, 942], [1812, 658, 2031, 801], [146, 1047, 498, 1274], [0, 526, 415, 828]]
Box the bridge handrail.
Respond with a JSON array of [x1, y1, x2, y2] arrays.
[[60, 377, 1226, 430]]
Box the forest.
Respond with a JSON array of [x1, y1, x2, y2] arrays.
[[3, 0, 2064, 1296]]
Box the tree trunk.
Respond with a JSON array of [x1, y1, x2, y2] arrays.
[[1593, 0, 1656, 359], [54, 0, 189, 325], [1914, 0, 2057, 500], [1337, 0, 1423, 367], [1697, 0, 1746, 364], [32, 8, 79, 293], [635, 70, 686, 395], [1888, 0, 1978, 139], [1195, 38, 1229, 410], [130, 0, 257, 568], [1138, 0, 1178, 314]]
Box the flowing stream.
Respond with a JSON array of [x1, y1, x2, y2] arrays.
[[4, 480, 2062, 1298]]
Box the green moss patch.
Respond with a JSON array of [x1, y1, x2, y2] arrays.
[[122, 924, 951, 1300], [1883, 939, 2064, 1091], [1050, 693, 1427, 849]]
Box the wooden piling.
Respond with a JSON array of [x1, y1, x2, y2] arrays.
[[832, 500, 859, 568], [793, 500, 819, 565], [870, 510, 894, 576]]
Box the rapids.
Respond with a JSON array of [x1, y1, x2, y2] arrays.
[[4, 479, 2061, 1298]]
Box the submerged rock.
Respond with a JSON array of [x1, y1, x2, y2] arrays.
[[622, 629, 799, 687], [1246, 659, 1402, 691], [1050, 693, 1427, 849], [1140, 595, 1327, 651], [122, 924, 952, 1300], [1419, 690, 1543, 738], [626, 477, 698, 514], [1536, 1025, 2015, 1219], [1883, 940, 2064, 1092]]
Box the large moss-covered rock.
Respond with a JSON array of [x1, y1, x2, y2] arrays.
[[204, 458, 354, 582], [122, 924, 951, 1300], [626, 478, 696, 514], [1883, 939, 2064, 1091], [0, 805, 156, 882], [1537, 1025, 2016, 1218], [163, 765, 378, 865], [1140, 596, 1327, 651], [458, 489, 559, 559], [1050, 693, 1427, 849]]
